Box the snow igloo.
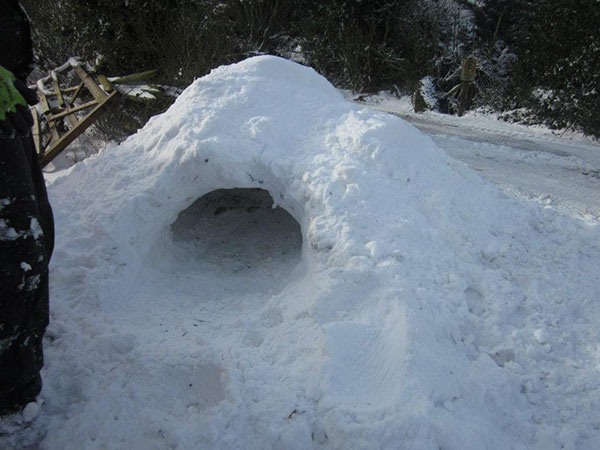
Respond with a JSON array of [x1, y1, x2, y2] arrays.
[[38, 56, 600, 450]]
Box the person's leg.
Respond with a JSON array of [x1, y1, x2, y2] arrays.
[[0, 133, 48, 416]]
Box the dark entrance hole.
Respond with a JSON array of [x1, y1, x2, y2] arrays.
[[170, 188, 303, 275]]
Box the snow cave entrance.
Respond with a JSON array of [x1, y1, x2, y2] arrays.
[[169, 188, 303, 285]]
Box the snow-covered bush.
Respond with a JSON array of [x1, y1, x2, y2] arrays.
[[413, 76, 440, 112], [506, 0, 600, 136]]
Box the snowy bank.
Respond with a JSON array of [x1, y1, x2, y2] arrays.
[[4, 56, 600, 450]]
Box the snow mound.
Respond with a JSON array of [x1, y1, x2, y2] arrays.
[[9, 56, 599, 450]]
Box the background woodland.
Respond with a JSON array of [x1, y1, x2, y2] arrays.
[[22, 0, 600, 137]]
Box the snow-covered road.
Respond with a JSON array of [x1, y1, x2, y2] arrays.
[[433, 134, 600, 220], [360, 97, 600, 221]]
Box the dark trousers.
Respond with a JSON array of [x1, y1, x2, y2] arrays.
[[0, 129, 53, 415]]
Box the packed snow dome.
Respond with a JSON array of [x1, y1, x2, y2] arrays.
[[5, 56, 599, 450]]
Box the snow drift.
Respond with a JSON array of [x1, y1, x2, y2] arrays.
[[6, 56, 600, 450]]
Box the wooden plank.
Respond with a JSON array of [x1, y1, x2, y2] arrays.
[[444, 83, 461, 99], [63, 84, 83, 93], [73, 64, 107, 101], [53, 77, 65, 108], [110, 69, 156, 84], [67, 82, 84, 105], [41, 91, 118, 167], [47, 99, 98, 121], [38, 90, 51, 115]]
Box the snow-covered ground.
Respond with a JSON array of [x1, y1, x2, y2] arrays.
[[2, 56, 600, 450]]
